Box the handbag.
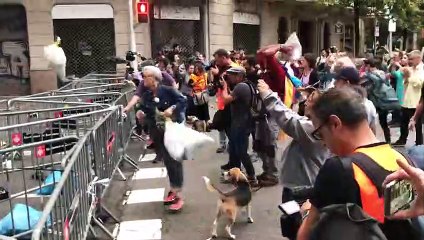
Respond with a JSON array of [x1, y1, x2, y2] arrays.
[[193, 90, 209, 106]]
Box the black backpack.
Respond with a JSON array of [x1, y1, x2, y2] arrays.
[[244, 81, 267, 121], [365, 73, 400, 111], [310, 203, 388, 240], [310, 153, 420, 240]]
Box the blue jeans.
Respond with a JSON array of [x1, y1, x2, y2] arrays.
[[219, 130, 227, 146], [228, 126, 255, 177]]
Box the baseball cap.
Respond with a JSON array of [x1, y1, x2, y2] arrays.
[[335, 67, 360, 85], [226, 66, 246, 75]]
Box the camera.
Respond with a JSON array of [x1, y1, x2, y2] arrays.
[[205, 60, 216, 71], [279, 186, 314, 240], [126, 51, 137, 62], [207, 75, 225, 97]]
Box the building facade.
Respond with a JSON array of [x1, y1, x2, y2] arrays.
[[0, 0, 357, 95]]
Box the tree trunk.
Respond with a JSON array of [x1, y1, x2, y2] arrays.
[[402, 29, 408, 50], [354, 0, 360, 57]]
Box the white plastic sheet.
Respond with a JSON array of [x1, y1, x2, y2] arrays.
[[44, 37, 67, 81], [282, 32, 302, 61], [164, 121, 214, 161]]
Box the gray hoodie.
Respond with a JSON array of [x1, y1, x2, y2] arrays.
[[261, 90, 331, 188]]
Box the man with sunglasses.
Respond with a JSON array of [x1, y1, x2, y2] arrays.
[[257, 80, 330, 188], [297, 87, 418, 240]]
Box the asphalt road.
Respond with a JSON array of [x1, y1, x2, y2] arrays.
[[118, 130, 284, 240], [109, 112, 418, 240]]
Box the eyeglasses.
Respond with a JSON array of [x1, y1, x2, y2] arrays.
[[311, 122, 326, 141]]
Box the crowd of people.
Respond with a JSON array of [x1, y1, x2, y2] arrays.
[[123, 42, 424, 239]]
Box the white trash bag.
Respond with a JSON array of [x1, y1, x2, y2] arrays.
[[281, 32, 302, 61], [44, 37, 67, 81], [164, 120, 214, 161]]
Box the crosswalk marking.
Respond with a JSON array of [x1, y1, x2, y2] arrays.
[[139, 153, 157, 162], [132, 167, 167, 180], [126, 188, 165, 204], [118, 219, 162, 240]]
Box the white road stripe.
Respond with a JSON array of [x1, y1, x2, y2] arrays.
[[126, 188, 165, 204], [118, 219, 162, 240], [132, 167, 167, 180], [139, 153, 157, 162]]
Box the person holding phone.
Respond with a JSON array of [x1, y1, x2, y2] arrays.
[[296, 87, 419, 240], [384, 159, 424, 219]]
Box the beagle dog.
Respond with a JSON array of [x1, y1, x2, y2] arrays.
[[203, 168, 253, 240], [186, 116, 207, 132]]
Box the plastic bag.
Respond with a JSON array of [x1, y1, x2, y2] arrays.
[[36, 170, 62, 195], [281, 32, 302, 61], [0, 204, 51, 236], [44, 37, 67, 81], [164, 121, 214, 161]]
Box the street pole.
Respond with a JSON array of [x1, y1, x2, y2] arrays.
[[203, 0, 210, 60], [128, 0, 138, 73], [389, 31, 392, 56]]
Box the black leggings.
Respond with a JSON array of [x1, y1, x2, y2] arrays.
[[149, 124, 184, 188], [377, 109, 390, 143], [399, 107, 423, 145]]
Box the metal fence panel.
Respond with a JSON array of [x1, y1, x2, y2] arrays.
[[233, 23, 260, 54], [151, 19, 203, 59], [53, 19, 116, 77], [0, 73, 141, 240]]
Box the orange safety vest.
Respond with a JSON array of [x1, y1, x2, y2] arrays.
[[348, 144, 409, 223]]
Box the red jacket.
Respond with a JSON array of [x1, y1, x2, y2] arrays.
[[257, 52, 287, 100]]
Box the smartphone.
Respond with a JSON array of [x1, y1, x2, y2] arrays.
[[278, 200, 301, 215], [384, 179, 415, 216]]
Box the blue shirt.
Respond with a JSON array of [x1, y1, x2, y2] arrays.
[[141, 85, 187, 123]]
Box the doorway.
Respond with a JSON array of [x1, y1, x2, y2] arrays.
[[278, 17, 288, 44], [298, 21, 314, 53], [323, 22, 331, 50], [0, 4, 30, 95], [53, 19, 116, 77]]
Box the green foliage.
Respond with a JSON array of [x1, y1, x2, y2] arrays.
[[318, 0, 424, 30]]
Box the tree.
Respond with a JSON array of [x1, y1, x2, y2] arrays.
[[318, 0, 423, 55]]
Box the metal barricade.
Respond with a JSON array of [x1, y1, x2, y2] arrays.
[[0, 137, 79, 239], [0, 72, 143, 240], [8, 90, 139, 162], [59, 77, 126, 91], [56, 83, 133, 95], [30, 107, 125, 240], [0, 107, 127, 240], [0, 105, 110, 146], [32, 134, 94, 240], [8, 93, 123, 108]]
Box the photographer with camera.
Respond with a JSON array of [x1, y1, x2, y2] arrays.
[[220, 66, 257, 184], [209, 49, 239, 154]]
